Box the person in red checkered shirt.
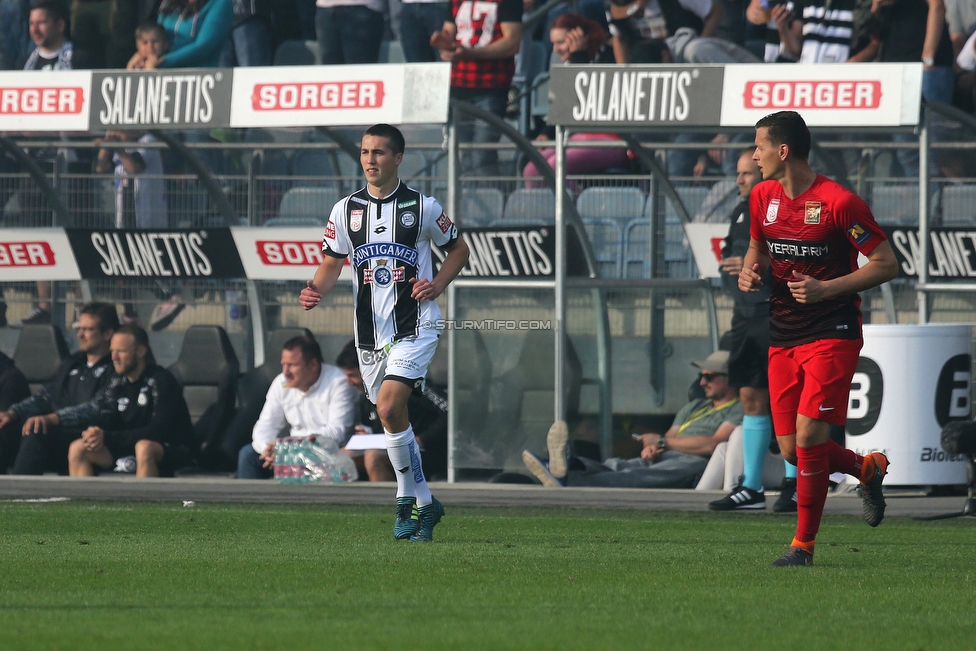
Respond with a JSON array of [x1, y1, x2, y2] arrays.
[[431, 0, 522, 176]]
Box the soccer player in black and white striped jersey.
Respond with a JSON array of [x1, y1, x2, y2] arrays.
[[301, 123, 470, 542]]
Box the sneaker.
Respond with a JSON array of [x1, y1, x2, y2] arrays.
[[773, 477, 798, 513], [13, 307, 51, 327], [409, 497, 445, 542], [771, 547, 814, 567], [150, 295, 185, 331], [546, 420, 569, 480], [859, 452, 889, 527], [522, 450, 565, 487], [393, 496, 419, 540], [709, 484, 765, 511]]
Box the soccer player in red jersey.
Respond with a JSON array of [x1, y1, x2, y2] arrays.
[[739, 111, 899, 566]]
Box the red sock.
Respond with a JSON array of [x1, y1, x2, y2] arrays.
[[795, 443, 830, 544], [826, 439, 863, 478]]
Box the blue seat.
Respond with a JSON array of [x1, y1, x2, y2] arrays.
[[498, 187, 555, 226], [576, 187, 646, 226], [459, 187, 505, 228], [274, 186, 339, 224], [582, 218, 623, 278]]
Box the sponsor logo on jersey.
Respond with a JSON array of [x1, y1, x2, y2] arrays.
[[352, 242, 418, 267], [766, 237, 831, 261], [399, 211, 416, 228], [350, 196, 368, 206], [848, 222, 871, 245], [117, 397, 129, 412], [397, 199, 417, 209], [351, 209, 363, 232], [764, 199, 780, 226], [804, 202, 821, 224], [436, 212, 453, 234], [324, 221, 336, 240], [0, 241, 57, 267], [743, 81, 881, 110]]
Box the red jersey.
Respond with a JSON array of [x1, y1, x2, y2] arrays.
[[449, 0, 521, 90], [749, 175, 887, 347]]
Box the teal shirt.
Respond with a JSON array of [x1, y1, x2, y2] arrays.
[[670, 398, 743, 440], [157, 0, 234, 68]]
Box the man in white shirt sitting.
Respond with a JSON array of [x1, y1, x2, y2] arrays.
[[236, 335, 358, 479]]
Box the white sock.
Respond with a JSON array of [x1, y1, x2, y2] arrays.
[[385, 426, 432, 506]]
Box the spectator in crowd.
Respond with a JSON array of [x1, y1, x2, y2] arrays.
[[53, 325, 195, 477], [0, 0, 32, 69], [855, 0, 954, 177], [431, 0, 522, 176], [220, 0, 272, 67], [0, 350, 31, 473], [698, 151, 796, 512], [148, 0, 233, 69], [400, 0, 450, 62], [70, 0, 138, 69], [523, 351, 743, 488], [236, 335, 358, 480], [315, 0, 385, 64], [607, 0, 723, 64], [746, 0, 857, 64], [523, 13, 632, 189], [947, 0, 976, 56], [335, 340, 449, 482], [0, 303, 117, 475], [126, 19, 168, 69]]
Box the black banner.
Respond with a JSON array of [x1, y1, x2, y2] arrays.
[[433, 226, 588, 278], [885, 226, 976, 279], [66, 228, 245, 279], [89, 69, 234, 130]]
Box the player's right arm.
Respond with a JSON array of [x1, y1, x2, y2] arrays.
[[739, 237, 771, 293], [300, 255, 345, 311]]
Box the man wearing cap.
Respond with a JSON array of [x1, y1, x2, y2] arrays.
[[523, 351, 742, 488]]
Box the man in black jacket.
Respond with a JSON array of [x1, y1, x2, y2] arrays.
[[0, 302, 117, 474], [54, 324, 193, 477], [0, 351, 31, 471]]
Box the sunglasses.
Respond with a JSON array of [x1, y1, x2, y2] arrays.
[[699, 372, 727, 382]]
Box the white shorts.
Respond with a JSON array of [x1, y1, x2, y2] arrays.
[[358, 329, 440, 404]]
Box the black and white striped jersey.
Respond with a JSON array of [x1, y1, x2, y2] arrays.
[[322, 181, 459, 351]]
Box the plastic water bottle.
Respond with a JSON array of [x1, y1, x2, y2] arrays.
[[225, 289, 245, 334]]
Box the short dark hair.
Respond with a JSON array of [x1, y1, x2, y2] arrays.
[[335, 339, 359, 370], [79, 302, 120, 333], [363, 123, 405, 156], [135, 21, 168, 43], [282, 335, 323, 364], [755, 111, 811, 161], [29, 0, 68, 23], [115, 324, 150, 351]]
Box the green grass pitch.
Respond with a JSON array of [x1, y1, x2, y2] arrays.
[[1, 500, 974, 651]]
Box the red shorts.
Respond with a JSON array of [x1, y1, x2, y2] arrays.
[[767, 338, 862, 437]]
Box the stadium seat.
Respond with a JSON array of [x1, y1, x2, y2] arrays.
[[576, 186, 646, 226], [870, 184, 921, 226], [623, 219, 651, 279], [273, 40, 320, 66], [938, 184, 976, 226], [219, 328, 313, 468], [665, 186, 710, 221], [168, 325, 239, 471], [499, 187, 555, 226], [459, 187, 505, 228], [582, 218, 623, 278], [291, 149, 338, 189], [275, 186, 339, 224], [530, 72, 550, 121], [485, 330, 581, 469], [646, 194, 695, 277], [12, 325, 70, 395]]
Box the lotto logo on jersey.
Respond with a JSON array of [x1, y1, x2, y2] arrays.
[[848, 222, 871, 246], [805, 202, 821, 224], [764, 199, 780, 226], [436, 212, 453, 234], [324, 221, 336, 240]]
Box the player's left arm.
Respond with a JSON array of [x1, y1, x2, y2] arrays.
[[788, 242, 898, 304], [412, 237, 470, 301]]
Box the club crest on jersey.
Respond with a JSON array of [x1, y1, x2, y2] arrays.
[[399, 211, 416, 228], [350, 209, 364, 232], [804, 202, 822, 224], [137, 390, 148, 406], [848, 222, 871, 245], [436, 212, 453, 234], [764, 199, 780, 226], [364, 260, 404, 287]]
